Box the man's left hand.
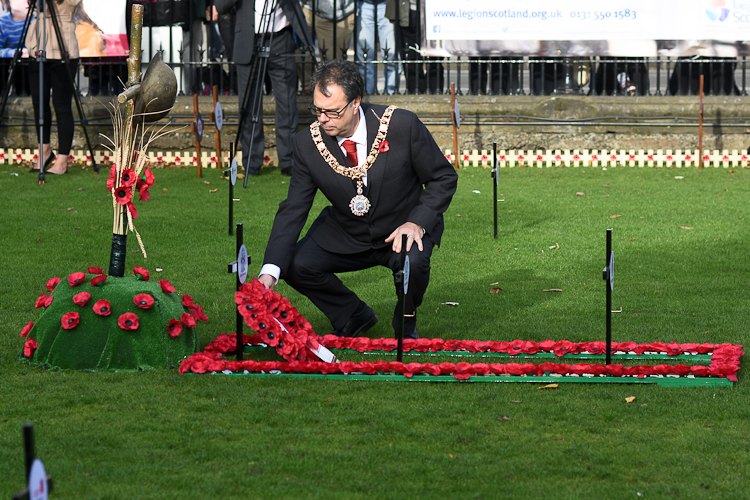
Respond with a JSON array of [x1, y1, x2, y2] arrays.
[[385, 222, 424, 253]]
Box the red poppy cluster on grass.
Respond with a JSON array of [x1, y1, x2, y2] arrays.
[[22, 267, 208, 357], [180, 333, 744, 381], [232, 278, 318, 362]]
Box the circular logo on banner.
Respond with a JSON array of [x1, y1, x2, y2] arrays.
[[403, 255, 410, 295], [238, 245, 248, 284], [609, 251, 614, 290], [195, 112, 203, 143], [29, 459, 48, 500], [230, 158, 238, 186], [214, 101, 223, 131]]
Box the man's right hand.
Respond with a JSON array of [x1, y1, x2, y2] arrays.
[[258, 274, 276, 290]]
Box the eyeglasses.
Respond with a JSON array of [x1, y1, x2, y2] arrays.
[[308, 100, 353, 119]]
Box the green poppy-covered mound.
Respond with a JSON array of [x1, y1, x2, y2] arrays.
[[19, 266, 205, 371]]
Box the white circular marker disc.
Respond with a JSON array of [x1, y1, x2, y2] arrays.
[[238, 245, 248, 284], [29, 459, 48, 500], [196, 112, 204, 142], [454, 100, 461, 128], [403, 256, 410, 295], [609, 251, 614, 290], [230, 158, 238, 186], [215, 101, 223, 130]]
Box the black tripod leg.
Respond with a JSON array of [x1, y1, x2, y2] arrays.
[[0, 4, 35, 126], [45, 0, 99, 173], [236, 0, 277, 187]]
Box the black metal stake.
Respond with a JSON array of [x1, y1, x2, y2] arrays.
[[493, 142, 498, 239], [228, 141, 234, 236], [14, 423, 54, 500], [395, 234, 408, 362], [23, 423, 35, 481], [236, 223, 244, 361], [604, 228, 613, 365]]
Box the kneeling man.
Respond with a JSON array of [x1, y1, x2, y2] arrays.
[[258, 60, 457, 338]]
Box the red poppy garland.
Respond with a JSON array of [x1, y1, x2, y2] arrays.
[[181, 333, 744, 382], [179, 279, 744, 382]]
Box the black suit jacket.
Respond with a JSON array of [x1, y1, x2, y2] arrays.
[[214, 0, 313, 65], [263, 103, 458, 276]]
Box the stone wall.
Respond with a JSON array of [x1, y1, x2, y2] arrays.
[[2, 94, 749, 155]]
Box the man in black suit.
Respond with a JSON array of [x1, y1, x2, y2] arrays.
[[258, 60, 457, 339], [214, 0, 313, 175]]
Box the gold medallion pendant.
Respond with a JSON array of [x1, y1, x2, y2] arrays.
[[311, 106, 397, 216]]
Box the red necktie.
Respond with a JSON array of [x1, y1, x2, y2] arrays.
[[342, 140, 358, 166]]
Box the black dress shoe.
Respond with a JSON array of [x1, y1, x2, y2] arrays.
[[280, 167, 292, 176], [246, 168, 259, 176], [332, 301, 378, 337]]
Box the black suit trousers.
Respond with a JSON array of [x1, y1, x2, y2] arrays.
[[285, 234, 434, 332], [237, 28, 299, 171]]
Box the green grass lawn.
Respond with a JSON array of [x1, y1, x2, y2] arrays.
[[2, 163, 749, 499]]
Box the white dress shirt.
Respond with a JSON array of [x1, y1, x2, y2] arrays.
[[255, 0, 290, 33]]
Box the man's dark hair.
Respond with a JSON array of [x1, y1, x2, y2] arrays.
[[310, 60, 364, 103]]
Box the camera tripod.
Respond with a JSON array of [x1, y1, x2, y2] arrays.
[[0, 0, 99, 182], [235, 0, 315, 187]]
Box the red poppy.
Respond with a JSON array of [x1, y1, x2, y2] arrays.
[[106, 176, 116, 191], [133, 293, 154, 309], [180, 312, 196, 328], [158, 280, 175, 293], [24, 337, 38, 358], [46, 277, 61, 292], [87, 267, 104, 275], [133, 267, 150, 281], [190, 304, 209, 322], [142, 167, 155, 188], [20, 321, 34, 338], [138, 184, 150, 202], [90, 274, 107, 286], [61, 311, 80, 329], [118, 312, 139, 330], [182, 294, 196, 309], [67, 272, 86, 286], [35, 292, 48, 309], [93, 299, 111, 316], [127, 201, 138, 219], [114, 186, 132, 205], [44, 294, 54, 307], [378, 140, 389, 153], [120, 168, 137, 187], [73, 291, 91, 306], [167, 318, 182, 337]]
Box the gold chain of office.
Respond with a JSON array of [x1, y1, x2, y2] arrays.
[[310, 105, 397, 182]]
